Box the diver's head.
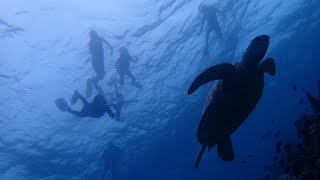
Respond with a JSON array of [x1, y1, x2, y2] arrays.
[[198, 3, 210, 12], [93, 95, 106, 105], [89, 30, 98, 39], [119, 47, 128, 55], [198, 4, 205, 12], [242, 35, 270, 66]]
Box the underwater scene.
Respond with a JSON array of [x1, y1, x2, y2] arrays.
[[1, 0, 320, 179]]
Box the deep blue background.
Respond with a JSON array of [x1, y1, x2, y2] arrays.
[[0, 0, 320, 179]]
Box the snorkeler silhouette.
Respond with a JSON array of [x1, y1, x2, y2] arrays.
[[109, 82, 138, 120], [55, 90, 114, 118], [102, 142, 123, 180], [198, 4, 224, 55], [86, 30, 113, 98], [116, 47, 141, 89]]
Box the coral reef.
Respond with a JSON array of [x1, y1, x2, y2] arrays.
[[269, 83, 320, 180]]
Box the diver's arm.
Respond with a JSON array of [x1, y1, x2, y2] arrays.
[[114, 82, 118, 96], [105, 104, 115, 118], [67, 108, 87, 117], [130, 55, 138, 63], [102, 38, 114, 55]]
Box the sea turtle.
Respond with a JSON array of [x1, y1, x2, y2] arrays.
[[188, 35, 276, 169]]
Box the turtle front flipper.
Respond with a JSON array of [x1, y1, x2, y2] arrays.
[[188, 63, 236, 95], [217, 135, 234, 161], [258, 58, 276, 76], [194, 145, 207, 169]]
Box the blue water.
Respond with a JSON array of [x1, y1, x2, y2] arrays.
[[1, 0, 320, 179]]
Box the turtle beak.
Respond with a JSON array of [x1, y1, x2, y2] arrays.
[[244, 35, 270, 64], [258, 35, 270, 41], [252, 35, 270, 48]]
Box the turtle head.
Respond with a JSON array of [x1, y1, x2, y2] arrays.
[[242, 35, 270, 67]]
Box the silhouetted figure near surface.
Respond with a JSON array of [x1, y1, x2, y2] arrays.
[[55, 90, 114, 119], [116, 47, 141, 88], [86, 30, 113, 98], [109, 82, 138, 120], [102, 142, 123, 180], [198, 4, 224, 55]]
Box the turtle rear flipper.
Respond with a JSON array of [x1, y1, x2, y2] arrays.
[[259, 58, 275, 76], [217, 135, 234, 161], [55, 98, 69, 111], [188, 63, 236, 95]]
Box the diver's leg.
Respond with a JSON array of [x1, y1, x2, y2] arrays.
[[67, 108, 87, 117], [71, 90, 81, 105], [90, 56, 105, 96], [92, 73, 104, 95], [105, 104, 115, 118], [77, 92, 89, 107], [119, 72, 124, 85], [86, 78, 93, 98], [204, 28, 212, 55], [214, 25, 223, 39], [117, 105, 122, 120], [126, 70, 136, 83], [205, 28, 212, 47]]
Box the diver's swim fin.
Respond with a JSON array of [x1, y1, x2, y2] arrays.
[[194, 145, 207, 169], [55, 98, 69, 111]]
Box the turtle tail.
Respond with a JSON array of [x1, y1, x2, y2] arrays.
[[194, 145, 207, 169]]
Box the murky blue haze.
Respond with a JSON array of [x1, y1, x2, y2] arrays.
[[0, 0, 320, 179]]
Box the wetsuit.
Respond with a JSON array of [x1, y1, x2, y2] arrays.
[[67, 94, 114, 118], [202, 6, 222, 39], [116, 50, 136, 85], [88, 36, 105, 96], [86, 31, 113, 98], [200, 5, 223, 54]]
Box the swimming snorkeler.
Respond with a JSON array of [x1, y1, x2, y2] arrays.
[[198, 3, 224, 55], [86, 30, 113, 98], [102, 142, 123, 179], [116, 47, 141, 89], [55, 90, 114, 118]]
